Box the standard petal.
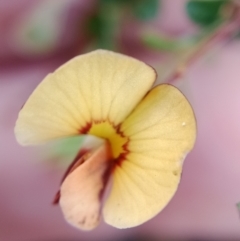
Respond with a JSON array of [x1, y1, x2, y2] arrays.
[[103, 84, 196, 228], [59, 142, 112, 230], [15, 50, 156, 145]]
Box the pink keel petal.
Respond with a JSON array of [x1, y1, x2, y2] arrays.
[[59, 142, 112, 230]]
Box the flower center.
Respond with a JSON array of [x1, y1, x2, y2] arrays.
[[87, 122, 128, 159]]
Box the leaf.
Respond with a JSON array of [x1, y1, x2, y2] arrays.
[[131, 0, 160, 21], [186, 0, 227, 26], [87, 1, 122, 49], [142, 33, 181, 51]]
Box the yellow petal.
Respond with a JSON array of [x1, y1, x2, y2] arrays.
[[59, 141, 112, 231], [103, 84, 196, 228], [15, 50, 156, 145]]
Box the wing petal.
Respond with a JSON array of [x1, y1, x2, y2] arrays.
[[103, 84, 196, 228]]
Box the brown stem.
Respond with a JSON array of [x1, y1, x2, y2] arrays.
[[165, 12, 240, 85]]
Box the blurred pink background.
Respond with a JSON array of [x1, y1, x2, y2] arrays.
[[1, 0, 240, 241]]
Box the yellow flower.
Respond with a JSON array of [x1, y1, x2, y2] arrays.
[[15, 50, 196, 230]]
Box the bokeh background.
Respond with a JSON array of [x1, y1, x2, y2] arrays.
[[1, 0, 240, 241]]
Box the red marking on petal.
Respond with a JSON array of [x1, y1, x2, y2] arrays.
[[52, 191, 60, 204], [114, 152, 128, 168], [113, 125, 130, 168], [54, 120, 130, 205], [79, 122, 92, 134]]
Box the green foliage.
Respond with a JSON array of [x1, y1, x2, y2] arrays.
[[54, 136, 84, 159], [86, 0, 160, 49], [186, 0, 227, 26], [142, 33, 180, 51], [130, 0, 160, 21], [141, 32, 196, 52], [87, 0, 122, 49]]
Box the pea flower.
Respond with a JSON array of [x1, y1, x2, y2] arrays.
[[15, 50, 196, 230]]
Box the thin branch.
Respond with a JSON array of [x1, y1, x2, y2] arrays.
[[164, 8, 240, 85]]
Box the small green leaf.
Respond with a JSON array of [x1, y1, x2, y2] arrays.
[[141, 32, 195, 52], [131, 0, 159, 21], [142, 34, 179, 51], [186, 0, 226, 26]]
